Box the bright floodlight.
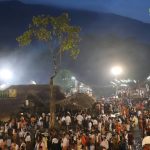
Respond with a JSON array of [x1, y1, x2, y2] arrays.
[[147, 76, 150, 80], [71, 76, 76, 80], [30, 80, 37, 85], [111, 66, 123, 76], [0, 69, 13, 81]]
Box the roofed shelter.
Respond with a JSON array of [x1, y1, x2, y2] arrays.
[[0, 84, 65, 119], [56, 93, 96, 110]]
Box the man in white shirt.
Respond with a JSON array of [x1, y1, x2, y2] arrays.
[[65, 115, 71, 130], [76, 114, 84, 126], [88, 121, 92, 131], [93, 119, 98, 127], [65, 115, 71, 126]]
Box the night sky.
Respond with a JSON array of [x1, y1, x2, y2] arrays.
[[20, 0, 150, 23], [0, 0, 150, 91]]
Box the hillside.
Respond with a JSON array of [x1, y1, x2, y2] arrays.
[[0, 0, 150, 96]]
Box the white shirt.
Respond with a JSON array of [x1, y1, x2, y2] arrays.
[[77, 115, 84, 125], [137, 110, 142, 116], [61, 116, 66, 122], [52, 138, 58, 144], [65, 116, 71, 125], [25, 135, 31, 142], [85, 115, 91, 120], [93, 119, 98, 125], [88, 122, 92, 131]]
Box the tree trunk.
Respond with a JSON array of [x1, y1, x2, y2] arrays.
[[50, 76, 55, 129], [49, 54, 58, 129]]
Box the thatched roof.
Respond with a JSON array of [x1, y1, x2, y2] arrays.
[[56, 93, 96, 109], [0, 84, 65, 116]]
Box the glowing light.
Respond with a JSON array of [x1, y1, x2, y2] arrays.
[[111, 66, 123, 76], [80, 85, 83, 88], [147, 76, 150, 80], [71, 76, 76, 80], [0, 84, 7, 90], [0, 69, 13, 81], [30, 80, 37, 85]]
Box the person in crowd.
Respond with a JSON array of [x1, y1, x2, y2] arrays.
[[65, 113, 71, 130], [0, 98, 149, 150], [61, 134, 69, 150]]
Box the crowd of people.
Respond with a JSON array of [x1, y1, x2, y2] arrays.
[[0, 98, 149, 150]]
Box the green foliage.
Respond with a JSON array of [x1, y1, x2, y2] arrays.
[[16, 13, 81, 59], [54, 69, 75, 92], [17, 30, 33, 46]]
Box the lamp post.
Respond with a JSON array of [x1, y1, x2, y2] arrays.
[[111, 66, 123, 98]]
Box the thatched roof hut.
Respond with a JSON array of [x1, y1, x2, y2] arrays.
[[56, 93, 96, 110]]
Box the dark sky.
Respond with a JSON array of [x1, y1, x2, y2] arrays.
[[20, 0, 150, 23], [0, 0, 150, 88]]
